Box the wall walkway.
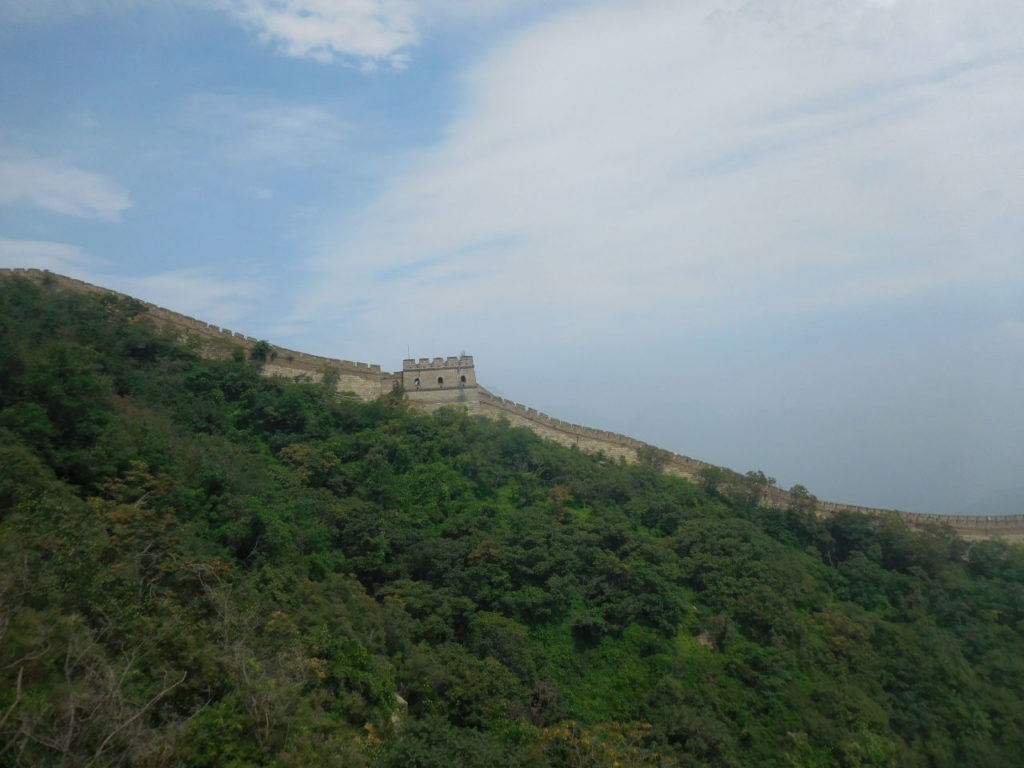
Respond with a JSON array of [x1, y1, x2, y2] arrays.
[[477, 388, 1024, 542]]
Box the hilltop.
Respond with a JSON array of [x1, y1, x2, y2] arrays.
[[3, 267, 1022, 543]]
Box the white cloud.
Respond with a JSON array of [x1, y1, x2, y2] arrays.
[[0, 237, 96, 272], [0, 147, 132, 220], [113, 269, 268, 327], [300, 0, 1024, 350], [0, 241, 265, 338], [182, 94, 350, 167], [1, 0, 565, 69], [223, 0, 418, 66], [1, 0, 418, 67]]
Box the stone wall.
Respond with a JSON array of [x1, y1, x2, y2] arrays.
[[1, 268, 390, 399], [898, 512, 1024, 538], [477, 388, 713, 476], [406, 386, 483, 413], [4, 267, 1022, 541], [476, 387, 1024, 542], [478, 388, 642, 461]]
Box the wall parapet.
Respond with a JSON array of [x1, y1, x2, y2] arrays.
[[4, 267, 1021, 540], [1, 268, 383, 376], [477, 387, 712, 474], [404, 355, 474, 371], [477, 385, 1023, 539], [479, 388, 645, 448], [898, 512, 1024, 527], [811, 499, 1024, 527]]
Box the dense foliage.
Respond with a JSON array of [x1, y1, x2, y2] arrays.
[[2, 273, 1024, 767]]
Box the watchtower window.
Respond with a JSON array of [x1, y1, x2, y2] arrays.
[[437, 376, 444, 388], [460, 375, 467, 387], [414, 377, 420, 389]]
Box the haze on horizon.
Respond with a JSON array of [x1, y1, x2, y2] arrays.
[[1, 0, 1022, 516]]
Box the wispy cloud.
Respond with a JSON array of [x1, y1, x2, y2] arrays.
[[181, 93, 351, 167], [297, 0, 1024, 351], [0, 146, 132, 220], [113, 269, 268, 327], [2, 0, 417, 68], [0, 246, 265, 339], [222, 0, 417, 66], [1, 0, 561, 69], [0, 237, 96, 272]]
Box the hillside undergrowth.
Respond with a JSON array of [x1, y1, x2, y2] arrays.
[[2, 274, 1023, 767]]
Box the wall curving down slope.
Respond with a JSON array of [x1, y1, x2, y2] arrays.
[[3, 268, 1022, 542]]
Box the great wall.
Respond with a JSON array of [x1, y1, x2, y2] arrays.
[[4, 267, 1023, 542]]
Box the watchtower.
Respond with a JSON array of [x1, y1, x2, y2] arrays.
[[401, 355, 479, 411]]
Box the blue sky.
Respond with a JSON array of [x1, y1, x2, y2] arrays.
[[2, 0, 1023, 515]]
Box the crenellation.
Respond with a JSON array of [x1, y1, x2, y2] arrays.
[[402, 355, 477, 397]]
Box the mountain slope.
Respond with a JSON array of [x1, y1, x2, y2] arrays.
[[5, 267, 1022, 540], [2, 272, 1024, 767]]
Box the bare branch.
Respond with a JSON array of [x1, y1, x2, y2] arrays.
[[1, 642, 52, 670], [88, 671, 187, 766], [0, 666, 23, 730]]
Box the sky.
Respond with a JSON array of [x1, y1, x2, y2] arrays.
[[1, 0, 1023, 515]]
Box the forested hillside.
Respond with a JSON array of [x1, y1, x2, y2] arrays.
[[2, 273, 1024, 767]]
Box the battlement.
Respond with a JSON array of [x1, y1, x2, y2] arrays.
[[478, 387, 712, 473], [478, 388, 645, 448], [3, 267, 1021, 541], [403, 355, 475, 370], [0, 269, 384, 376], [402, 354, 477, 392]]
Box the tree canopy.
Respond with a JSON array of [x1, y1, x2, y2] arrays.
[[2, 273, 1024, 767]]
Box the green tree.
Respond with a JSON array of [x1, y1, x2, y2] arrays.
[[251, 339, 273, 361]]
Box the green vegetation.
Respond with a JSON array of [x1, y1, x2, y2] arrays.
[[2, 273, 1024, 767]]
